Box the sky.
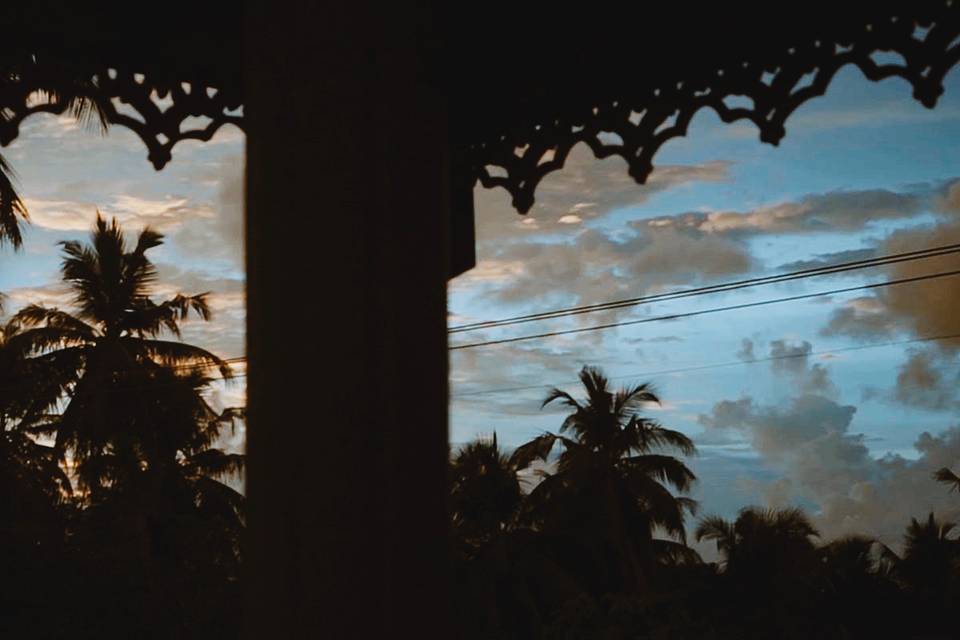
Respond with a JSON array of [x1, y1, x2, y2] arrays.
[[2, 64, 960, 555], [449, 64, 960, 554], [0, 105, 246, 453]]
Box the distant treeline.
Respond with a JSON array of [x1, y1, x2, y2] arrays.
[[450, 367, 960, 640], [3, 217, 959, 639]]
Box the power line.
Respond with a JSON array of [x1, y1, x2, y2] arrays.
[[449, 242, 960, 334], [451, 333, 960, 398], [449, 268, 960, 350]]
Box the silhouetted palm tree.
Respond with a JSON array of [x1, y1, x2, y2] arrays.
[[450, 433, 522, 547], [2, 215, 244, 638], [0, 318, 71, 501], [510, 366, 698, 593], [5, 214, 231, 492], [696, 506, 819, 574], [897, 513, 958, 593], [818, 535, 907, 634], [884, 513, 960, 636], [696, 507, 822, 637], [450, 434, 585, 640]]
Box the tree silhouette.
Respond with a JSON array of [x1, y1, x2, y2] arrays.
[[450, 433, 521, 548], [898, 513, 959, 607], [450, 434, 584, 640], [1, 215, 243, 639], [696, 506, 819, 572], [510, 366, 698, 593], [817, 535, 906, 638], [5, 214, 232, 491], [696, 507, 821, 637]]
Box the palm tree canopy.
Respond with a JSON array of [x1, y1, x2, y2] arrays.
[[695, 506, 820, 576], [513, 364, 699, 587], [4, 215, 234, 493], [450, 434, 522, 544], [8, 214, 230, 376]]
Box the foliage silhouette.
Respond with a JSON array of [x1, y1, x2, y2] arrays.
[[0, 216, 243, 639], [510, 366, 699, 595], [446, 368, 960, 639]]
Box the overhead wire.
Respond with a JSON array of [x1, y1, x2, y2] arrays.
[[449, 242, 960, 333], [449, 268, 960, 350]]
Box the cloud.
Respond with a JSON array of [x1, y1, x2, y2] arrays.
[[473, 143, 731, 245], [812, 179, 960, 411], [777, 248, 877, 271], [23, 194, 215, 233], [459, 226, 754, 310], [769, 339, 813, 376], [736, 338, 755, 362], [171, 154, 245, 267], [0, 283, 72, 311], [820, 296, 899, 340], [890, 347, 960, 411], [698, 359, 960, 549], [788, 100, 960, 133], [871, 219, 960, 349], [155, 263, 246, 360], [642, 188, 925, 237]]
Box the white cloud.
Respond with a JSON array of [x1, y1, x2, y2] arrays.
[[697, 357, 960, 549], [23, 194, 215, 233]]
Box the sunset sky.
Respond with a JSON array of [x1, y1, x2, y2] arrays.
[[0, 106, 246, 452], [2, 63, 960, 553], [450, 64, 960, 552]]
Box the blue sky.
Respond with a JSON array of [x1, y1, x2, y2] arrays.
[[449, 64, 960, 549], [0, 110, 246, 451], [2, 64, 960, 551]]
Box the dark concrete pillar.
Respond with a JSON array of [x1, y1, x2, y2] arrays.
[[244, 4, 451, 637]]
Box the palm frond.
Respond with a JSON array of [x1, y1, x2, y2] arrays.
[[10, 304, 97, 335], [622, 453, 697, 492], [5, 325, 93, 357], [578, 366, 613, 411], [67, 94, 110, 135], [651, 539, 702, 566], [508, 433, 558, 470], [621, 416, 697, 456], [695, 515, 736, 550], [614, 381, 659, 417], [933, 467, 960, 492], [193, 475, 246, 524], [0, 152, 28, 249], [625, 473, 691, 541], [120, 337, 233, 379], [125, 293, 212, 337], [186, 448, 245, 479], [541, 387, 581, 410]]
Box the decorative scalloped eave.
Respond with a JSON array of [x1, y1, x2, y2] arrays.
[[0, 55, 245, 169], [467, 7, 960, 214]]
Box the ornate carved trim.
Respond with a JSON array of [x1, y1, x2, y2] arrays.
[[0, 55, 244, 169], [465, 5, 960, 213]]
